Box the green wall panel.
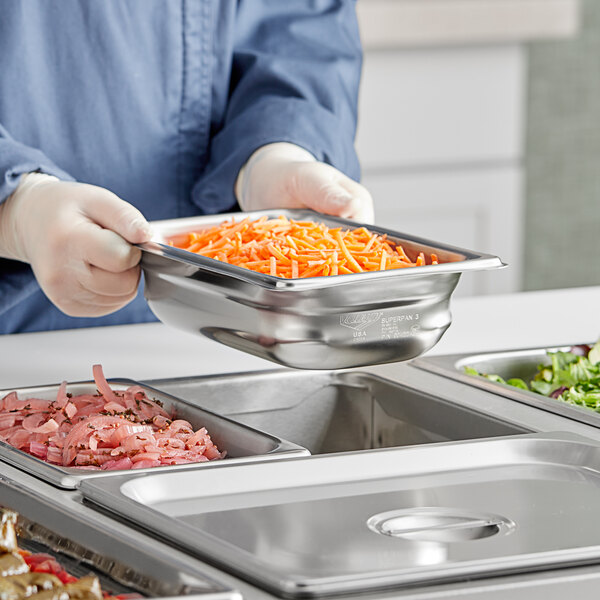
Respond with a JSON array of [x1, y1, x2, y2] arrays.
[[525, 0, 600, 289]]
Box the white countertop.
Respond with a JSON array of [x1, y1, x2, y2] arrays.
[[0, 286, 597, 389], [357, 0, 579, 49]]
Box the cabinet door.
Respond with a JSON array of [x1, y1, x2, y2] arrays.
[[356, 45, 525, 169], [362, 166, 523, 296]]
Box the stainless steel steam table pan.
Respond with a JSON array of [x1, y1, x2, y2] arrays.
[[412, 344, 600, 428], [81, 432, 600, 597], [0, 476, 238, 600], [139, 209, 503, 369], [0, 379, 307, 489]]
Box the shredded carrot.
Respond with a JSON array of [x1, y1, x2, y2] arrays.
[[170, 216, 441, 279], [379, 250, 387, 271]]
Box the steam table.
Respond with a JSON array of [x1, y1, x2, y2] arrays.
[[0, 285, 599, 600]]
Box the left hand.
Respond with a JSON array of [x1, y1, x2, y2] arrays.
[[235, 143, 374, 223], [0, 174, 152, 317]]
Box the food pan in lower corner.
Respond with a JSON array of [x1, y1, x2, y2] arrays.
[[0, 375, 308, 490], [0, 477, 239, 600], [139, 209, 504, 369]]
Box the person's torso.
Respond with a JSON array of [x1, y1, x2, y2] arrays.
[[0, 0, 239, 333], [0, 0, 236, 220]]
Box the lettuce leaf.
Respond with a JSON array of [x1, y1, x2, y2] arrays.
[[506, 378, 529, 390], [588, 339, 600, 366]]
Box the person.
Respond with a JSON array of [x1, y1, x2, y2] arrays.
[[0, 0, 373, 334]]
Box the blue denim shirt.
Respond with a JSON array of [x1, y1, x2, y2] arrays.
[[0, 0, 362, 333]]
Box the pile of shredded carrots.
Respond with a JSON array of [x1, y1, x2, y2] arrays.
[[169, 216, 439, 279]]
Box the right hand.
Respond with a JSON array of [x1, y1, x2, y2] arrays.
[[236, 143, 375, 224], [0, 175, 152, 317]]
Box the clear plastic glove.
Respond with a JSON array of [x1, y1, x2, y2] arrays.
[[0, 174, 152, 317], [235, 143, 374, 223]]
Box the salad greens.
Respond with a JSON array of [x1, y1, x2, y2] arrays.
[[465, 339, 600, 411]]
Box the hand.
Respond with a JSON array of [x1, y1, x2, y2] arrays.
[[235, 143, 374, 223], [0, 174, 152, 317]]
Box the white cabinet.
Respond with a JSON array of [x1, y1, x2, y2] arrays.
[[356, 45, 525, 169], [355, 44, 526, 296], [354, 0, 579, 296]]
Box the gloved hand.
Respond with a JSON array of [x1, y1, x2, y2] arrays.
[[0, 174, 152, 317], [235, 143, 374, 223]]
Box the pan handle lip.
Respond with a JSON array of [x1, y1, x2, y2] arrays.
[[138, 241, 505, 292]]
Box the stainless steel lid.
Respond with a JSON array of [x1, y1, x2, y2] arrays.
[[81, 432, 600, 597]]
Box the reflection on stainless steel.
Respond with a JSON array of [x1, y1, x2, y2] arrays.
[[0, 379, 307, 489], [146, 370, 528, 455], [413, 345, 600, 429], [81, 432, 600, 598], [139, 209, 503, 369]]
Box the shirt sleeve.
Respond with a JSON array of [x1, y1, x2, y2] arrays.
[[192, 0, 363, 214], [0, 124, 74, 316], [0, 123, 73, 204]]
